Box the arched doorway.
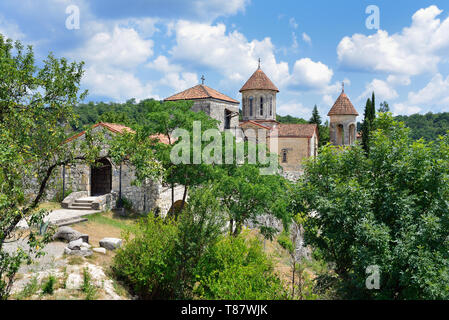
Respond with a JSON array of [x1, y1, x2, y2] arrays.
[[349, 124, 355, 145], [337, 124, 344, 145], [91, 158, 112, 196]]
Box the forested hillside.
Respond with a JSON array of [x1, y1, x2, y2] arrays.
[[395, 112, 449, 141], [74, 101, 448, 141]]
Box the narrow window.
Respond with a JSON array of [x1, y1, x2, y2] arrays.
[[269, 96, 273, 116], [249, 97, 253, 116], [282, 149, 287, 163], [260, 97, 264, 115]]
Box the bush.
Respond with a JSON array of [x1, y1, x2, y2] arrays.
[[42, 275, 56, 295], [112, 186, 226, 299], [277, 231, 293, 252], [194, 234, 288, 300], [112, 216, 179, 299]]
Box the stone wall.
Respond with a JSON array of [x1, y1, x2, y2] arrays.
[[191, 99, 240, 131], [241, 89, 277, 121], [329, 114, 357, 146]]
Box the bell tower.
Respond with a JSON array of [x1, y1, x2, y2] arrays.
[[240, 59, 279, 123], [328, 83, 359, 146]]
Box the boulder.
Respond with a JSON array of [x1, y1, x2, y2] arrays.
[[64, 247, 93, 257], [99, 238, 122, 250], [93, 247, 107, 254], [80, 242, 92, 249], [53, 226, 88, 243], [68, 238, 84, 250]]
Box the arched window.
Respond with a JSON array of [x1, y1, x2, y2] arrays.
[[249, 97, 253, 116], [260, 97, 264, 115], [269, 96, 273, 116], [282, 149, 287, 163]]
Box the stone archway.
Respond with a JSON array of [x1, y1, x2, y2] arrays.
[[90, 158, 112, 196], [337, 124, 344, 145], [349, 123, 356, 145]]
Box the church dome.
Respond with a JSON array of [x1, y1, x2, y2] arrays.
[[327, 87, 359, 116], [240, 67, 279, 92]]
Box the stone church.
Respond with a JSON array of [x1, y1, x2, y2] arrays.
[[51, 64, 358, 215]]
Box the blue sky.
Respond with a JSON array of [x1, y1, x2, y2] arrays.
[[1, 0, 449, 121]]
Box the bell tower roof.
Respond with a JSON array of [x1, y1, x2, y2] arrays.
[[240, 65, 279, 93], [327, 84, 359, 116]]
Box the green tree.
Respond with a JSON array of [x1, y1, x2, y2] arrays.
[[194, 234, 287, 300], [361, 93, 376, 154], [0, 35, 101, 299], [292, 113, 449, 299], [378, 101, 390, 113], [309, 105, 329, 147], [145, 100, 219, 215]]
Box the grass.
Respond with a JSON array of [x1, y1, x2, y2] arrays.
[[37, 202, 61, 211], [14, 276, 39, 300], [41, 275, 56, 295], [86, 211, 137, 231], [82, 267, 97, 300]]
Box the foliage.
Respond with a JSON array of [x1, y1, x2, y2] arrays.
[[0, 34, 103, 299], [82, 267, 97, 300], [395, 112, 449, 142], [361, 93, 376, 154], [42, 275, 56, 295], [194, 234, 288, 300], [277, 114, 308, 124], [292, 113, 449, 299], [112, 186, 226, 299], [14, 276, 39, 300], [215, 162, 290, 237], [308, 105, 330, 147]]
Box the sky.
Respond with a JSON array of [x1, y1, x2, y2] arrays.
[[1, 0, 449, 122]]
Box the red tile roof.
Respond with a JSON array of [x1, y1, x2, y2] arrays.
[[272, 123, 317, 138], [65, 122, 170, 145], [164, 84, 239, 104], [239, 120, 272, 130], [240, 68, 279, 92], [327, 90, 359, 116]]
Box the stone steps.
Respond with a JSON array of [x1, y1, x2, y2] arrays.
[[57, 217, 88, 227], [67, 198, 95, 210]]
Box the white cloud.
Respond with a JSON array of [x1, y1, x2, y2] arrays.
[[171, 20, 290, 88], [289, 17, 298, 29], [147, 55, 198, 92], [408, 73, 449, 106], [290, 58, 333, 90], [357, 79, 398, 102], [277, 101, 311, 119], [392, 73, 449, 115], [0, 15, 24, 40], [302, 32, 311, 44], [387, 74, 411, 86], [69, 26, 156, 101], [83, 66, 159, 101], [337, 5, 449, 76], [73, 26, 153, 69], [392, 103, 422, 116]]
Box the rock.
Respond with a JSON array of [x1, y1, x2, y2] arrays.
[[53, 226, 88, 243], [99, 238, 122, 250], [68, 238, 83, 250], [80, 242, 92, 249], [93, 247, 107, 254], [66, 273, 83, 290], [64, 247, 92, 257]]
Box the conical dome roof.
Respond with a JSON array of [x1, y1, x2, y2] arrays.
[[240, 67, 279, 92], [327, 87, 359, 116]]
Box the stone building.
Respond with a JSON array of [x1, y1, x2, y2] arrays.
[[52, 122, 184, 216], [238, 65, 319, 173], [328, 84, 359, 146], [164, 81, 240, 132]]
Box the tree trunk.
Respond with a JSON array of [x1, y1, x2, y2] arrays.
[[180, 184, 188, 212], [171, 182, 174, 216]]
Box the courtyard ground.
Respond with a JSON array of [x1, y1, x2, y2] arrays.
[[8, 203, 323, 300]]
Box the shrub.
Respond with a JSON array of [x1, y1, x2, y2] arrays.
[[112, 216, 179, 299], [42, 275, 56, 295], [82, 267, 97, 300], [194, 234, 288, 300]]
